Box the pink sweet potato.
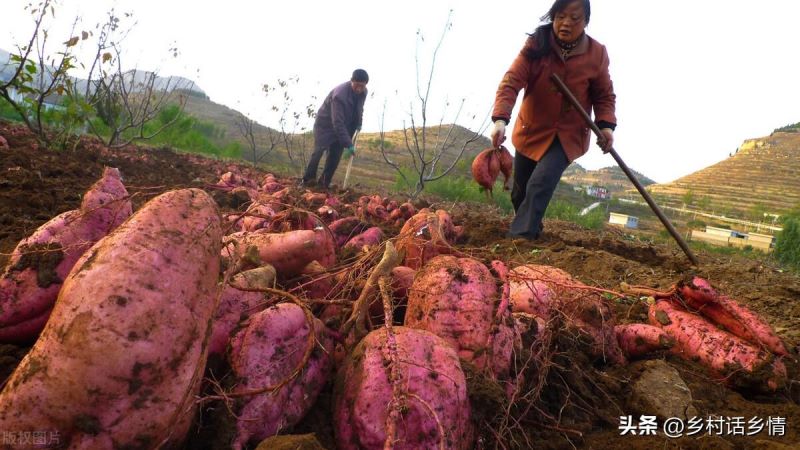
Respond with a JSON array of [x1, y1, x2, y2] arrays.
[[0, 167, 132, 343], [343, 226, 384, 252], [223, 228, 336, 279], [395, 209, 460, 270], [614, 323, 675, 359], [241, 202, 275, 232], [0, 188, 223, 447], [328, 216, 370, 248], [229, 303, 333, 450], [649, 299, 786, 391], [292, 260, 335, 300], [317, 205, 339, 223], [333, 327, 473, 450], [676, 277, 789, 356], [471, 147, 501, 193], [509, 264, 625, 365], [497, 145, 514, 190], [209, 284, 266, 356], [405, 255, 517, 379]]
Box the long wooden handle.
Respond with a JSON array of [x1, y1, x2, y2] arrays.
[[550, 74, 699, 266]]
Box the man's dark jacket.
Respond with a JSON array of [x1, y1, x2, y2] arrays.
[[314, 81, 367, 149]]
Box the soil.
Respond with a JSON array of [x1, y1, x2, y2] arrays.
[[1, 120, 799, 449]]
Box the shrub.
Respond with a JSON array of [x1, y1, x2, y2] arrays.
[[774, 212, 800, 269]]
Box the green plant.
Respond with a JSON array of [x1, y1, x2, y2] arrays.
[[774, 211, 800, 270], [544, 200, 605, 230]]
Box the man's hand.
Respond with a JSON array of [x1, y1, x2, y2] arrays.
[[597, 128, 614, 153], [343, 145, 356, 158], [491, 120, 506, 148]]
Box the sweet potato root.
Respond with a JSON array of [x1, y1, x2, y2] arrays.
[[229, 303, 333, 450], [395, 209, 461, 270], [0, 167, 132, 343], [0, 188, 222, 447], [676, 276, 789, 356], [333, 327, 473, 450], [649, 299, 787, 391]]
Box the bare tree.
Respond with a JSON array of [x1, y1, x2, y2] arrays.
[[262, 77, 317, 175], [66, 9, 192, 148], [235, 112, 279, 165], [0, 0, 85, 147], [379, 10, 490, 199]]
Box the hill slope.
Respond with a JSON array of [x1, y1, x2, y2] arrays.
[[183, 95, 491, 188], [643, 131, 800, 218], [562, 164, 655, 196]]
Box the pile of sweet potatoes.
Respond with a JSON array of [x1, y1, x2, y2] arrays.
[[643, 276, 789, 391]]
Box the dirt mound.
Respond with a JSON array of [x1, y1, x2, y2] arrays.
[[1, 120, 799, 449]]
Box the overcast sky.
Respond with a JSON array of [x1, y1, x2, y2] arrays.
[[2, 0, 799, 183]]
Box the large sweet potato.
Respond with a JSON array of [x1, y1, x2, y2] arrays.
[[223, 228, 336, 279], [343, 226, 384, 252], [0, 167, 132, 343], [0, 188, 222, 447], [405, 255, 517, 378], [229, 303, 333, 450], [509, 264, 625, 365], [676, 276, 789, 356], [649, 299, 787, 391], [333, 327, 473, 450]]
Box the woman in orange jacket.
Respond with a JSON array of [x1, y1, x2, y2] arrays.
[[491, 0, 616, 240]]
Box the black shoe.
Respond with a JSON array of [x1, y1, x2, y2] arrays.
[[505, 231, 538, 241]]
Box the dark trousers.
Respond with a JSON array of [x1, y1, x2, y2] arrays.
[[509, 137, 570, 238], [303, 142, 344, 188]]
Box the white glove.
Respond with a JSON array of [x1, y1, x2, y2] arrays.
[[491, 120, 506, 148]]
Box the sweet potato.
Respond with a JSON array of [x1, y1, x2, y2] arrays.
[[209, 284, 266, 356], [223, 228, 336, 279], [229, 303, 333, 450], [0, 188, 223, 447], [649, 299, 786, 391], [328, 216, 370, 248], [614, 323, 675, 359], [293, 260, 335, 300], [395, 209, 460, 270], [241, 202, 276, 232], [0, 167, 132, 343], [676, 276, 789, 356], [267, 209, 322, 232], [405, 255, 517, 378], [497, 145, 514, 190], [343, 226, 384, 252], [333, 327, 473, 450], [317, 205, 339, 223], [471, 147, 501, 193], [509, 264, 625, 365]]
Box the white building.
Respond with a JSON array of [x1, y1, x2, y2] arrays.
[[609, 212, 638, 229]]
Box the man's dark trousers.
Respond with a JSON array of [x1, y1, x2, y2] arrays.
[[509, 137, 570, 238], [303, 142, 344, 188]]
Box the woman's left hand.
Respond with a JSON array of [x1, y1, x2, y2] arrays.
[[597, 128, 614, 153]]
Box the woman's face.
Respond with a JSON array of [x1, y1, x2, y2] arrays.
[[552, 1, 587, 42]]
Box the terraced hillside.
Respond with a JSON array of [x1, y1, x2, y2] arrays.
[[640, 131, 800, 219], [562, 164, 655, 196]]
